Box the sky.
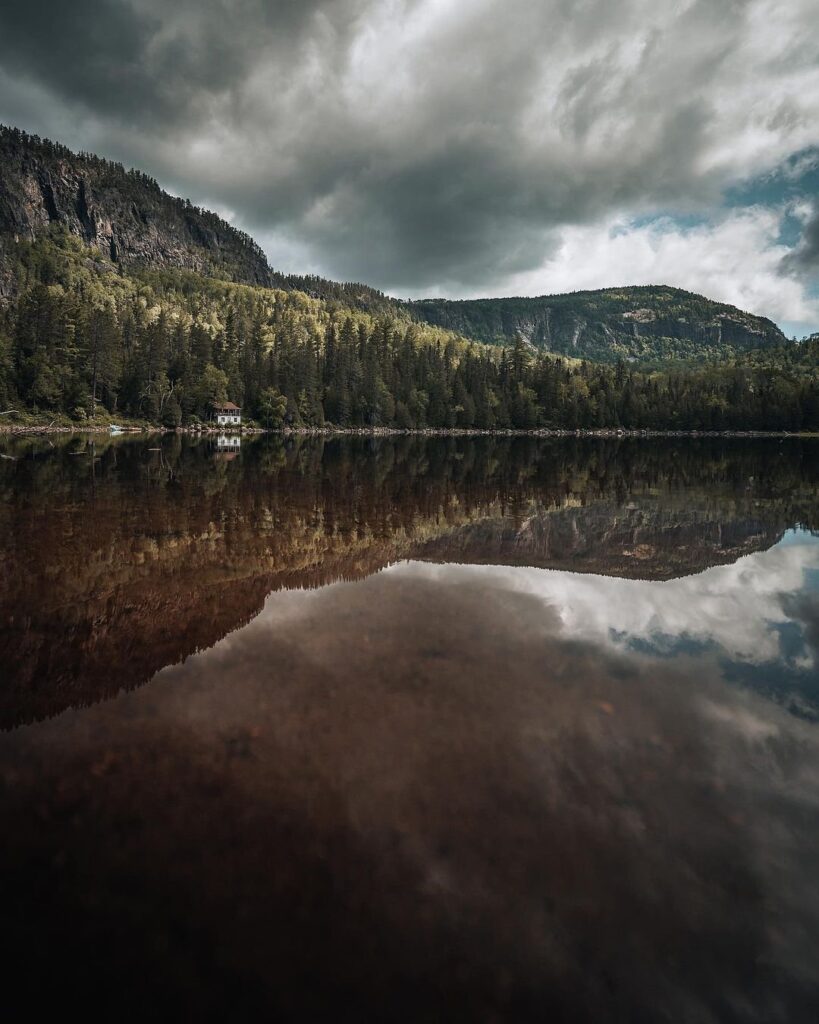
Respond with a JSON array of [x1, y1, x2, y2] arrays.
[[1, 0, 818, 336]]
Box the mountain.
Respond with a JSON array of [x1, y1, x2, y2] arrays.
[[0, 125, 816, 433], [408, 288, 787, 363], [0, 125, 275, 294], [0, 125, 400, 310], [0, 126, 786, 363]]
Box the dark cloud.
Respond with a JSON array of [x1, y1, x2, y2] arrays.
[[0, 0, 818, 294], [785, 208, 819, 272], [0, 0, 154, 118], [0, 0, 331, 125]]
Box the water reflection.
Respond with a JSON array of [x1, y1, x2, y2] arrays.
[[1, 435, 819, 1019], [408, 532, 819, 719], [2, 433, 818, 726]]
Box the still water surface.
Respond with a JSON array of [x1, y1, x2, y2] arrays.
[[1, 435, 818, 1020]]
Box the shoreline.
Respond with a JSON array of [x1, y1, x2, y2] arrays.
[[1, 424, 817, 439], [277, 427, 817, 439]]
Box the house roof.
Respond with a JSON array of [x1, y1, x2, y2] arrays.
[[213, 401, 241, 410]]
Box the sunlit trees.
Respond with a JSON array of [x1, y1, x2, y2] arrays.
[[1, 236, 817, 431]]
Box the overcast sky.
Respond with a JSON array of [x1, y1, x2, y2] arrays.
[[1, 0, 818, 334]]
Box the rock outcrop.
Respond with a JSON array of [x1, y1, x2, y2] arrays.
[[0, 125, 275, 288]]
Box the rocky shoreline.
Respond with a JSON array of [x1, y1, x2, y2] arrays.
[[1, 423, 813, 439], [275, 426, 810, 439]]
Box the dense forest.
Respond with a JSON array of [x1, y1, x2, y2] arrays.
[[1, 125, 818, 432], [1, 234, 818, 431]]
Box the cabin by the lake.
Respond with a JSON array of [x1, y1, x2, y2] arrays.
[[211, 402, 241, 427]]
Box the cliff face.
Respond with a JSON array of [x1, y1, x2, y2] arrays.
[[409, 288, 787, 362], [0, 126, 275, 289]]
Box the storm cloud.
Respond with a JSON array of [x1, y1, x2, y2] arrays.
[[784, 205, 819, 272], [0, 0, 818, 313]]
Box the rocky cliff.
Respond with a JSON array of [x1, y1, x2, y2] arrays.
[[0, 125, 275, 290]]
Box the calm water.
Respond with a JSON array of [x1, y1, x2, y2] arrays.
[[2, 434, 819, 1020]]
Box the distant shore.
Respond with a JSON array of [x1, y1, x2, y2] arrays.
[[277, 427, 818, 439], [2, 422, 817, 440]]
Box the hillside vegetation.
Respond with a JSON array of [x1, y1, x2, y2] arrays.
[[409, 287, 787, 363], [0, 125, 817, 432]]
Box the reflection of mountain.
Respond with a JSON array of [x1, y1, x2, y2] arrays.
[[2, 434, 818, 726], [414, 503, 784, 580]]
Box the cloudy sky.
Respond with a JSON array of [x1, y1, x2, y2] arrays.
[[1, 0, 818, 334]]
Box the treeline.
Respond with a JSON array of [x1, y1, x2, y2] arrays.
[[269, 272, 393, 312], [0, 253, 818, 431]]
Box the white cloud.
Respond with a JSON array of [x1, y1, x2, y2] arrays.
[[475, 207, 819, 328]]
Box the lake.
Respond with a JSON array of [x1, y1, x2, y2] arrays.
[[1, 434, 818, 1020]]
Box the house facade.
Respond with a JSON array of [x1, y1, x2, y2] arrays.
[[211, 401, 241, 427]]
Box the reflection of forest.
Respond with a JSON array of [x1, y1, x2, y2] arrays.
[[2, 434, 818, 726]]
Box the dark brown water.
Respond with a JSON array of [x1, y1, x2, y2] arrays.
[[2, 434, 819, 1020]]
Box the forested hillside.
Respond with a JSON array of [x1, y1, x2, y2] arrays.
[[0, 126, 817, 432], [1, 231, 817, 431], [409, 288, 787, 363]]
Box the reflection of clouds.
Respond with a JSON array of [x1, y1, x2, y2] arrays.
[[700, 699, 781, 742], [161, 563, 819, 1014], [398, 532, 819, 668], [8, 552, 819, 1019]]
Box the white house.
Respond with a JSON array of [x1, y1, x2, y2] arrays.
[[212, 401, 241, 427]]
